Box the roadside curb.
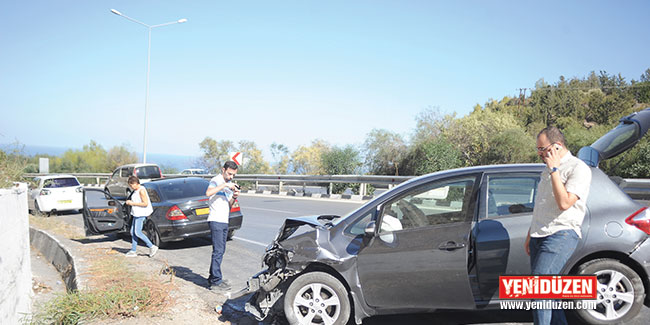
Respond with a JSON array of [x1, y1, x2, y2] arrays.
[[244, 189, 373, 201], [29, 227, 86, 292]]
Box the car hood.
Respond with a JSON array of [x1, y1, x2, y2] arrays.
[[579, 107, 650, 166], [275, 215, 339, 242]]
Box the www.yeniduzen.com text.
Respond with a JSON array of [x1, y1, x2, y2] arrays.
[[500, 300, 598, 310]]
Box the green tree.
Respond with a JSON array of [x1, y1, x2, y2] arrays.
[[363, 129, 407, 175], [443, 108, 528, 166], [412, 106, 455, 144], [403, 137, 462, 176], [0, 144, 28, 188], [238, 140, 271, 174], [270, 142, 290, 174], [321, 145, 362, 194], [198, 137, 235, 173], [291, 140, 330, 175], [484, 129, 537, 164], [106, 145, 138, 171]]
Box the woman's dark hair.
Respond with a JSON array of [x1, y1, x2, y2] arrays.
[[127, 176, 140, 185]]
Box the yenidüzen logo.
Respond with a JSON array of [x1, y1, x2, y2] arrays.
[[499, 275, 597, 299]]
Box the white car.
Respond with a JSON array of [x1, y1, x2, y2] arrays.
[[29, 175, 83, 216], [180, 168, 207, 175]]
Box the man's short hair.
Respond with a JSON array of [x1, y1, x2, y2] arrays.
[[223, 160, 238, 170], [538, 126, 567, 146], [127, 176, 140, 185]]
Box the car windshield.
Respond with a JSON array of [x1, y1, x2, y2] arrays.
[[136, 166, 161, 179], [43, 177, 80, 188], [157, 179, 209, 200]]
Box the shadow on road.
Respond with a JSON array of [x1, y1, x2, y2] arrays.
[[168, 265, 209, 287], [72, 234, 121, 244], [158, 237, 212, 250]]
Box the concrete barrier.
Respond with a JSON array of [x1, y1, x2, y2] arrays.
[[29, 228, 83, 291], [0, 184, 31, 324]]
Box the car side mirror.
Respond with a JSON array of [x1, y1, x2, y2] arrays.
[[364, 221, 376, 237], [108, 201, 116, 206]]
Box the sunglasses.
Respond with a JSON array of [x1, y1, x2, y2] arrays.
[[536, 142, 557, 152]]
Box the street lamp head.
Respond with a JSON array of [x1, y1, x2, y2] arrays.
[[110, 9, 122, 16], [178, 18, 188, 23]]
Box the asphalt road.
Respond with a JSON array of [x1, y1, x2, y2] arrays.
[[57, 193, 650, 324]]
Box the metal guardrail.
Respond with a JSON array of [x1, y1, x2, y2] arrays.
[[21, 173, 650, 199], [23, 173, 412, 195]]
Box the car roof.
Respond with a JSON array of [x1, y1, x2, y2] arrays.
[[145, 176, 207, 186], [117, 163, 159, 168], [390, 163, 546, 193], [38, 174, 78, 180]]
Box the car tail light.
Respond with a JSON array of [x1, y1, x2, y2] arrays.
[[625, 207, 650, 235], [76, 186, 83, 193], [166, 205, 188, 221], [230, 199, 240, 213], [40, 189, 51, 196]]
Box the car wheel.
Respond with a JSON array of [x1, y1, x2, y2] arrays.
[[573, 258, 645, 324], [283, 271, 351, 325], [144, 221, 164, 248], [227, 229, 235, 241], [33, 200, 44, 217]]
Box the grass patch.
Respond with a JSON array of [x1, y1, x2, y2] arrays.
[[28, 214, 85, 240], [28, 248, 174, 324]]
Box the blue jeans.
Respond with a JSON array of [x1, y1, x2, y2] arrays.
[[131, 216, 154, 251], [529, 229, 580, 325], [208, 221, 228, 286]]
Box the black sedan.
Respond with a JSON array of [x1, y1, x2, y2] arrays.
[[82, 177, 243, 247]]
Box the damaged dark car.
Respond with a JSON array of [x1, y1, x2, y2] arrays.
[[233, 108, 650, 325]]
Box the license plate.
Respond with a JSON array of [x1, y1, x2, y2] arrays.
[[195, 208, 210, 215], [58, 200, 72, 204]]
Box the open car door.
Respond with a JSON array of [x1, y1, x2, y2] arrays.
[[579, 107, 650, 166], [82, 188, 128, 236]]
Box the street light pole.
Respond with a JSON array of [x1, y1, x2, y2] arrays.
[[110, 9, 187, 163]]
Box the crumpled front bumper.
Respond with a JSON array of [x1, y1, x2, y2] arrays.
[[227, 268, 295, 321]]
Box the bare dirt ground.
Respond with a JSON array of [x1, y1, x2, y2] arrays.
[[29, 215, 247, 324]]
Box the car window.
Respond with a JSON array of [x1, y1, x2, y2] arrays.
[[111, 170, 119, 178], [486, 175, 540, 218], [158, 179, 209, 200], [136, 166, 161, 179], [147, 188, 161, 203], [120, 168, 131, 177], [590, 122, 638, 159], [379, 175, 477, 233], [43, 177, 80, 188], [346, 211, 375, 236]]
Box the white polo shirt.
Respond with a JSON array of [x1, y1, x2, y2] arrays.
[[207, 174, 233, 224], [530, 152, 592, 238]]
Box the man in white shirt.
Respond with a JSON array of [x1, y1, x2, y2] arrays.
[[205, 161, 240, 291], [525, 126, 592, 325]]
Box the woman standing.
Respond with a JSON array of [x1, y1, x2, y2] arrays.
[[125, 176, 158, 257]]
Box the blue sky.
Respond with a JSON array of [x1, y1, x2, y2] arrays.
[[1, 0, 649, 162]]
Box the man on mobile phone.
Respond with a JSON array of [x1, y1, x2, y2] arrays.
[[205, 160, 240, 291], [524, 126, 592, 325]]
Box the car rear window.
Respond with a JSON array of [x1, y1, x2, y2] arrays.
[[136, 166, 161, 179], [43, 177, 80, 188], [158, 179, 209, 200]]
